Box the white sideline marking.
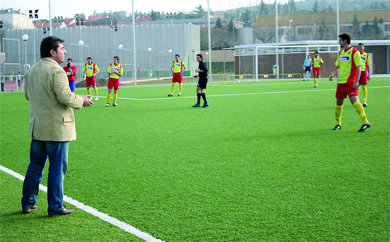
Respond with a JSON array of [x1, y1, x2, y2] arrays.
[[0, 164, 162, 242], [110, 85, 390, 101]]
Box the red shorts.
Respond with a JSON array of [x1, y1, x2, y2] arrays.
[[108, 78, 120, 90], [86, 76, 96, 87], [359, 71, 368, 85], [172, 73, 183, 83], [335, 82, 359, 99], [312, 67, 320, 75]]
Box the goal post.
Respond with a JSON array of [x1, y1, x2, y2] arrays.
[[235, 43, 340, 81]]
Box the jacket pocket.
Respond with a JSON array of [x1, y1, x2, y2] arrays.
[[62, 113, 74, 123]]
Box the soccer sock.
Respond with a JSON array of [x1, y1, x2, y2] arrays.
[[335, 105, 343, 125], [353, 101, 369, 124], [87, 89, 91, 95], [113, 93, 118, 104], [314, 78, 318, 85], [170, 83, 175, 94], [304, 73, 307, 80], [179, 83, 183, 94], [197, 93, 201, 104], [107, 93, 111, 104], [94, 88, 98, 97], [201, 93, 207, 104], [308, 73, 311, 80], [362, 85, 368, 103]]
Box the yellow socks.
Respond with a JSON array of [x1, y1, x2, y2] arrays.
[[362, 85, 368, 104], [87, 89, 91, 95], [94, 88, 98, 97], [170, 83, 175, 95], [179, 83, 183, 95], [314, 78, 318, 85], [107, 93, 111, 103], [335, 105, 343, 125], [113, 93, 118, 104], [353, 101, 369, 124]]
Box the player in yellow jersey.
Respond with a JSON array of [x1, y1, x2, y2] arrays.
[[329, 33, 370, 132], [83, 57, 100, 100], [357, 43, 372, 107], [168, 54, 186, 97], [312, 51, 323, 88], [106, 56, 123, 107]]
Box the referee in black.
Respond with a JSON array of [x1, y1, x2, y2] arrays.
[[192, 54, 209, 108]]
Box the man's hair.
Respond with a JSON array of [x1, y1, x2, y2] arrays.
[[114, 56, 119, 62], [40, 36, 64, 58], [67, 58, 72, 61], [358, 43, 365, 46], [175, 54, 180, 57], [197, 54, 203, 59], [338, 33, 352, 44], [314, 51, 319, 54], [87, 57, 92, 60]]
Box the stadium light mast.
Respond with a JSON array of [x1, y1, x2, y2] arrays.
[[48, 0, 52, 35], [275, 0, 279, 79], [207, 0, 212, 82], [336, 0, 340, 48], [132, 0, 137, 86]]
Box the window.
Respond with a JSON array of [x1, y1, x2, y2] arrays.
[[384, 24, 390, 32]]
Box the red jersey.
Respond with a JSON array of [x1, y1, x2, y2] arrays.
[[64, 65, 77, 81]]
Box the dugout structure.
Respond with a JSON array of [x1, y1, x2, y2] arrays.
[[234, 40, 390, 81]]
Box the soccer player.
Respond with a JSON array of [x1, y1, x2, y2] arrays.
[[63, 58, 77, 93], [106, 56, 123, 107], [329, 33, 371, 132], [192, 54, 209, 108], [302, 55, 312, 81], [357, 43, 372, 107], [312, 51, 323, 88], [83, 57, 100, 100], [168, 54, 186, 97]]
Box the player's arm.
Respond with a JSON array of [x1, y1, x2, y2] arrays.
[[329, 66, 339, 81], [353, 65, 361, 89], [94, 66, 100, 76], [367, 55, 371, 80]]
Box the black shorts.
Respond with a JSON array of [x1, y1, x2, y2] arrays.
[[197, 78, 208, 89]]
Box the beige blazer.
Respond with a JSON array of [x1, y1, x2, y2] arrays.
[[24, 58, 84, 141]]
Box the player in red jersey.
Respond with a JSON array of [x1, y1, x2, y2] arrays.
[[63, 58, 77, 93]]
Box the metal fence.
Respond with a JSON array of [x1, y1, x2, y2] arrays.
[[2, 23, 200, 85]]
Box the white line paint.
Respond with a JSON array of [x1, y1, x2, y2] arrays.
[[108, 85, 390, 101], [0, 164, 162, 242]]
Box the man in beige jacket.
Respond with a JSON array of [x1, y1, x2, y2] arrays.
[[21, 36, 94, 217]]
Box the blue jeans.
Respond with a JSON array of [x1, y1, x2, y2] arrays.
[[21, 140, 69, 215]]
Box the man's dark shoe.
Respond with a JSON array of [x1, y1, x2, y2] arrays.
[[22, 205, 38, 214], [333, 124, 341, 130], [49, 207, 75, 217], [358, 123, 371, 132]]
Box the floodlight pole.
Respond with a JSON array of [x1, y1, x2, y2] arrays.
[[132, 0, 137, 86], [336, 0, 340, 51], [275, 0, 279, 79], [207, 0, 212, 82], [48, 0, 52, 35]]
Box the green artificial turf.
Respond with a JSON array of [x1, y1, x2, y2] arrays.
[[1, 77, 389, 241]]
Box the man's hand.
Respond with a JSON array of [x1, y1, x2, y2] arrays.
[[329, 74, 334, 81], [353, 82, 359, 90], [82, 95, 94, 107]]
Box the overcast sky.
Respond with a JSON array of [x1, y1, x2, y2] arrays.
[[1, 0, 289, 19]]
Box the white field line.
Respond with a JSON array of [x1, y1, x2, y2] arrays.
[[103, 85, 390, 101], [0, 164, 162, 242]]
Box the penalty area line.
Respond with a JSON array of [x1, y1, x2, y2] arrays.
[[0, 164, 162, 242]]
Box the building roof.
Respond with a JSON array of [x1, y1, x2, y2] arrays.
[[253, 9, 390, 28], [234, 40, 390, 49]]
